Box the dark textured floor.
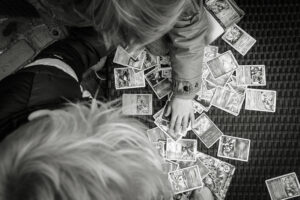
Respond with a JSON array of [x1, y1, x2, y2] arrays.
[[105, 0, 300, 199]]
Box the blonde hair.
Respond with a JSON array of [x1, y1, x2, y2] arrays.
[[0, 100, 171, 200], [92, 0, 185, 48]]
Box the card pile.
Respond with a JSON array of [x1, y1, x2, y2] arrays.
[[112, 0, 282, 198]]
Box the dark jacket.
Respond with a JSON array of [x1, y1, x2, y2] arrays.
[[0, 37, 96, 138]]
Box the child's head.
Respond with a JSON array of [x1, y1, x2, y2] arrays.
[[107, 0, 185, 47], [0, 101, 171, 200]]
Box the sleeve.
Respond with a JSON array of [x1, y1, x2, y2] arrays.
[[36, 27, 113, 82], [168, 0, 208, 99]]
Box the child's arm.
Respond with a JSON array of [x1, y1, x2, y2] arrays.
[[166, 0, 208, 133]]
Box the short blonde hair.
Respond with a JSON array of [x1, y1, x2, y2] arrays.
[[93, 0, 185, 47], [0, 101, 171, 200]]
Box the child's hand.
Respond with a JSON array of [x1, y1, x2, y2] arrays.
[[165, 97, 194, 134]]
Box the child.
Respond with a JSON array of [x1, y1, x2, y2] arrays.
[[27, 0, 208, 134]]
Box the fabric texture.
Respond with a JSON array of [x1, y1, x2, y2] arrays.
[[0, 37, 100, 138], [168, 0, 208, 99]]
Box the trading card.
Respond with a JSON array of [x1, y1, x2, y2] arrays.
[[211, 87, 245, 116], [162, 160, 180, 173], [226, 75, 247, 95], [178, 158, 211, 179], [173, 191, 193, 200], [166, 138, 197, 161], [145, 67, 165, 87], [245, 89, 276, 112], [153, 141, 166, 158], [222, 24, 256, 56], [192, 100, 205, 114], [147, 127, 167, 143], [161, 68, 172, 79], [205, 0, 245, 28], [266, 172, 300, 200], [194, 110, 202, 121], [154, 118, 182, 142], [114, 67, 145, 89], [192, 113, 223, 148], [217, 135, 251, 162], [124, 46, 145, 59], [122, 94, 152, 115], [205, 70, 233, 87], [143, 49, 159, 70], [206, 50, 239, 79], [152, 78, 172, 99], [236, 65, 266, 86], [203, 45, 219, 62], [193, 82, 216, 112], [168, 165, 203, 194], [113, 46, 146, 70], [158, 55, 171, 69], [205, 79, 218, 90], [197, 152, 235, 200], [202, 63, 211, 79]]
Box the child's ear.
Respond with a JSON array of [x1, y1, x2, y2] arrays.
[[28, 109, 52, 121]]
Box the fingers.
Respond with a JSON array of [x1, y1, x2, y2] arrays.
[[165, 104, 171, 117], [189, 112, 195, 128], [182, 116, 189, 132], [169, 112, 177, 131], [175, 116, 183, 134]]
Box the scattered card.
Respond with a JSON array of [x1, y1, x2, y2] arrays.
[[236, 65, 266, 86], [226, 75, 247, 95], [122, 94, 152, 115], [114, 67, 145, 89], [204, 0, 245, 28], [203, 45, 219, 62], [193, 81, 216, 112], [161, 68, 172, 79], [147, 127, 167, 143], [192, 113, 223, 148], [153, 141, 166, 158], [192, 100, 205, 114], [222, 24, 256, 55], [145, 67, 172, 99], [143, 49, 159, 70], [211, 87, 245, 116], [162, 160, 180, 174], [166, 138, 197, 162], [206, 50, 239, 79], [266, 172, 300, 200], [158, 55, 171, 69], [168, 165, 203, 194], [206, 71, 233, 87], [245, 89, 276, 112], [113, 46, 146, 70], [124, 46, 145, 59], [197, 152, 235, 200], [178, 158, 211, 179], [217, 135, 251, 162]]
